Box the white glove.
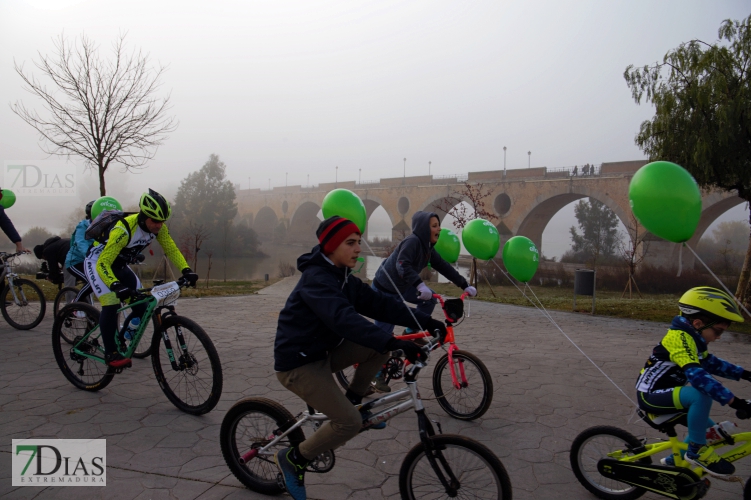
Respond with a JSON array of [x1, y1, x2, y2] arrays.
[[416, 283, 433, 301], [464, 286, 477, 297]]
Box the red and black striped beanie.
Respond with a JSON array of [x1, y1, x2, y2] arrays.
[[316, 216, 360, 254]]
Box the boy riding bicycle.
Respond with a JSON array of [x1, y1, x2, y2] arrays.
[[273, 216, 446, 500], [84, 190, 198, 368], [635, 286, 751, 476]]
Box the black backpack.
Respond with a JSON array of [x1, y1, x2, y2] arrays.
[[85, 210, 133, 244]]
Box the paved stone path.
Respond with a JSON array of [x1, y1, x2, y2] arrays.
[[2, 276, 750, 499]]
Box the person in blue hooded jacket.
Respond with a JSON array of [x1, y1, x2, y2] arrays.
[[63, 200, 95, 303], [371, 210, 476, 391], [273, 216, 447, 500]]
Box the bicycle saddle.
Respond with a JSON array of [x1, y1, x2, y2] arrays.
[[638, 408, 687, 434]]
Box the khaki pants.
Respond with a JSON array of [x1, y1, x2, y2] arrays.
[[276, 340, 389, 460]]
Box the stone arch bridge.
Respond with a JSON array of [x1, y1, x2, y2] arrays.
[[236, 160, 742, 270]]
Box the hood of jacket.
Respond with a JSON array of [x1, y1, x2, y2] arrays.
[[411, 211, 439, 250], [297, 245, 348, 281]]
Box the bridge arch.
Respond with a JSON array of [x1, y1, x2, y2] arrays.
[[289, 200, 322, 244], [254, 206, 278, 241], [513, 187, 631, 252]]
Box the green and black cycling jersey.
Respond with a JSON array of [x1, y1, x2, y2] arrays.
[[95, 213, 188, 288], [635, 315, 744, 405]]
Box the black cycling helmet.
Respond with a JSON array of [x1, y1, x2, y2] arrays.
[[85, 200, 95, 220], [139, 189, 172, 222]]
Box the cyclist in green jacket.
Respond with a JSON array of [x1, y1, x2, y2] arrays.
[[635, 286, 751, 476], [83, 189, 198, 368]]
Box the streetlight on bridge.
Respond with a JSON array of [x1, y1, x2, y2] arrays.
[[528, 151, 531, 169], [429, 161, 431, 175], [503, 146, 506, 176], [403, 158, 406, 184], [359, 168, 361, 184], [335, 166, 338, 186]]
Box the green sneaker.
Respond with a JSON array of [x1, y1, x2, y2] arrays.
[[685, 446, 735, 476]]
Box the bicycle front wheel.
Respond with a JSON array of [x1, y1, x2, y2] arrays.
[[151, 315, 222, 415], [399, 434, 512, 499], [52, 302, 114, 391], [433, 349, 493, 420], [220, 397, 306, 494], [1, 278, 46, 330], [570, 426, 648, 500]]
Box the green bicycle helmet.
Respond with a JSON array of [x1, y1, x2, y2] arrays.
[[139, 189, 171, 221], [678, 286, 744, 324]]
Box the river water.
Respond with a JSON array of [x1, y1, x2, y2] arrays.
[[141, 241, 470, 283]]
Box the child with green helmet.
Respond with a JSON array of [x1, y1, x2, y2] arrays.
[[635, 286, 751, 476]]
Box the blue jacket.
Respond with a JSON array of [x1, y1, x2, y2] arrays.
[[65, 219, 92, 268], [373, 211, 468, 294], [274, 245, 433, 372], [0, 206, 21, 244]]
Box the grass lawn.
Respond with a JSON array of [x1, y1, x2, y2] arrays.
[[425, 282, 751, 335], [31, 276, 283, 302]]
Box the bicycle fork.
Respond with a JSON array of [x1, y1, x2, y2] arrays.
[[447, 344, 469, 390]]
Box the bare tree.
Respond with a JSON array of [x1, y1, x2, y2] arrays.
[[177, 222, 211, 272], [619, 212, 649, 299], [11, 33, 177, 195], [437, 181, 498, 287]]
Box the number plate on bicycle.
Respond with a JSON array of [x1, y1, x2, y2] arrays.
[[152, 281, 180, 306]]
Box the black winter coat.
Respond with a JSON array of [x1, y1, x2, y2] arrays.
[[373, 211, 468, 294], [273, 246, 432, 372]]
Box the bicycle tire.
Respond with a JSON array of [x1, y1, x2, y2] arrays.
[[399, 434, 512, 499], [151, 315, 222, 415], [335, 366, 356, 391], [570, 426, 648, 500], [52, 302, 115, 391], [744, 475, 750, 500], [1, 278, 46, 330], [433, 349, 493, 420], [54, 286, 82, 318], [220, 397, 306, 495]]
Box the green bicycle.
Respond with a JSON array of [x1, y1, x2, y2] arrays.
[[570, 406, 751, 499], [52, 276, 223, 415]]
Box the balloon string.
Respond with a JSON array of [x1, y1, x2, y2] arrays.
[[676, 244, 683, 277], [684, 243, 751, 319], [489, 260, 638, 409], [361, 238, 424, 332]]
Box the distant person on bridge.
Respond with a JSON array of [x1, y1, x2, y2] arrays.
[[370, 210, 477, 392], [583, 164, 590, 176], [573, 165, 578, 177]]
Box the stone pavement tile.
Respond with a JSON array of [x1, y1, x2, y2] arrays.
[[2, 277, 750, 499]]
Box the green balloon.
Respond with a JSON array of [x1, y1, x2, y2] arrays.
[[321, 189, 367, 233], [91, 196, 122, 219], [0, 189, 16, 209], [502, 236, 539, 283], [434, 228, 460, 263], [628, 161, 701, 243], [461, 219, 500, 260]]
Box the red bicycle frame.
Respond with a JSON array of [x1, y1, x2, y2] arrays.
[[396, 292, 469, 390]]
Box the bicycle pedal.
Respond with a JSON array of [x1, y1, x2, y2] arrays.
[[276, 473, 286, 491]]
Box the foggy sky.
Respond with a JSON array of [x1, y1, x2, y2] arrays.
[[0, 0, 748, 251]]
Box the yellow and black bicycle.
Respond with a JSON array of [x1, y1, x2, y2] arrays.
[[570, 406, 751, 499]]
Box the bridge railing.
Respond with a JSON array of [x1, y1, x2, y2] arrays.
[[432, 174, 468, 183]]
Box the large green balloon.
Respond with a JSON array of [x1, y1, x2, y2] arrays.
[[628, 161, 701, 243], [0, 189, 16, 209], [502, 236, 539, 283], [91, 196, 122, 219], [461, 219, 500, 260], [434, 228, 460, 263], [321, 189, 367, 233]]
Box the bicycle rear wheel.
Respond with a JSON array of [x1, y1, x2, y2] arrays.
[[54, 286, 82, 320], [1, 278, 46, 330], [399, 434, 512, 499], [433, 349, 493, 420], [570, 426, 648, 500], [220, 397, 306, 494], [52, 302, 114, 391], [151, 315, 222, 415]]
